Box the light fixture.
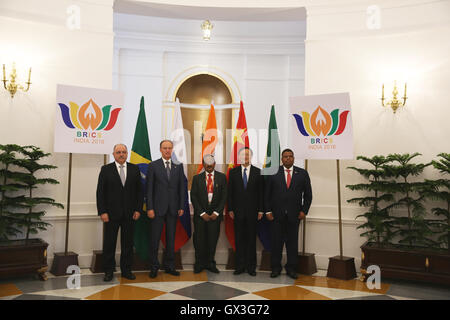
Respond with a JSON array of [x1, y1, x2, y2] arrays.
[[2, 62, 32, 98], [381, 81, 407, 113], [201, 20, 213, 41]]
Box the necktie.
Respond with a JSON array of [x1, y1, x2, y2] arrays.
[[243, 167, 248, 189], [165, 161, 171, 180], [286, 169, 291, 189], [119, 165, 126, 186], [207, 173, 213, 193]]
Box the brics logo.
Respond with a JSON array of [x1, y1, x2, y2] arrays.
[[292, 106, 350, 146], [58, 99, 122, 131]]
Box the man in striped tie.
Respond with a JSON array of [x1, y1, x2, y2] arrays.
[[264, 148, 312, 280]]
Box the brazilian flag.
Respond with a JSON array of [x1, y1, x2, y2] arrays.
[[131, 96, 152, 261]]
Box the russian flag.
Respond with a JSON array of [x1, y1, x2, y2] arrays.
[[161, 98, 191, 251]]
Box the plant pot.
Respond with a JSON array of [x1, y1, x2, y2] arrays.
[[0, 238, 49, 281], [360, 241, 450, 286]]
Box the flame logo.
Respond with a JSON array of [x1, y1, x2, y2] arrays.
[[293, 106, 349, 137], [57, 99, 122, 131]]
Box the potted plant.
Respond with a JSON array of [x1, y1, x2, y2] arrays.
[[0, 144, 63, 280], [422, 153, 449, 252], [348, 153, 450, 285], [347, 155, 395, 246]]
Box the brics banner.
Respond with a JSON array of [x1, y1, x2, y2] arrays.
[[289, 93, 354, 160], [54, 84, 124, 154]]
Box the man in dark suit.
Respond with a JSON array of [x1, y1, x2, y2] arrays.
[[227, 147, 264, 276], [265, 148, 312, 279], [190, 154, 227, 274], [146, 140, 185, 278], [96, 144, 143, 282]]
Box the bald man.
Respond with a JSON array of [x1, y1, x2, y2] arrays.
[[190, 154, 227, 274], [96, 144, 142, 282]]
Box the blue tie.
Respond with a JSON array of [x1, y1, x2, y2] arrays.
[[243, 167, 248, 189]]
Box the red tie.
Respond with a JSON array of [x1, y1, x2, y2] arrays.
[[207, 173, 213, 193], [286, 169, 291, 188]]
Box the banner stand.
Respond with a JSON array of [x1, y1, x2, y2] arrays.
[[297, 159, 318, 275], [326, 159, 356, 280], [90, 154, 108, 274], [50, 153, 79, 276]]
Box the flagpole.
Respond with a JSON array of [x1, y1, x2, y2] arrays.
[[64, 152, 72, 256], [337, 159, 343, 258], [326, 158, 356, 280], [50, 152, 79, 276], [302, 159, 308, 255]]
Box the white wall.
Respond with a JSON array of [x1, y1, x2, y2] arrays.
[[0, 0, 114, 265], [304, 0, 450, 269]]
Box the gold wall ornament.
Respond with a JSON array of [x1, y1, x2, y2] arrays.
[[2, 62, 32, 98], [381, 81, 407, 113], [201, 20, 214, 41]]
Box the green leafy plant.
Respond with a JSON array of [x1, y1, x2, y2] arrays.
[[346, 155, 396, 246], [383, 153, 435, 248], [0, 144, 29, 240], [421, 153, 450, 251], [0, 144, 63, 241]]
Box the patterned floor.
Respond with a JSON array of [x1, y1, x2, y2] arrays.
[[1, 268, 449, 300]]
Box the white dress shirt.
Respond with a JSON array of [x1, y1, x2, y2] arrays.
[[241, 164, 251, 179], [283, 166, 293, 184], [115, 161, 127, 181], [200, 171, 219, 217], [163, 158, 172, 170]]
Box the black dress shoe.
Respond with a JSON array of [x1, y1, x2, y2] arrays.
[[233, 269, 245, 275], [286, 271, 298, 280], [207, 266, 220, 274], [248, 270, 257, 276], [149, 270, 158, 278], [104, 272, 114, 282], [121, 272, 136, 280], [194, 267, 203, 274], [165, 269, 180, 276], [270, 271, 281, 278]]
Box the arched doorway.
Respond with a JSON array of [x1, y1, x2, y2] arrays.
[[175, 74, 234, 188]]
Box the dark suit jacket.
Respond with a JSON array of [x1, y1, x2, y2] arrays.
[[190, 170, 227, 219], [264, 166, 312, 221], [96, 162, 143, 221], [227, 165, 263, 218], [146, 158, 184, 216]]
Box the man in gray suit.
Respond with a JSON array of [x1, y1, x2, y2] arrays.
[[146, 140, 185, 278]]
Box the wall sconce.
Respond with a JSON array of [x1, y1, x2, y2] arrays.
[[2, 62, 32, 98], [381, 81, 407, 113], [201, 20, 214, 41]]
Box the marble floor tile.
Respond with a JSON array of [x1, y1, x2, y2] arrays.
[[85, 284, 166, 300], [0, 283, 22, 298], [130, 281, 205, 292], [172, 282, 248, 300], [297, 285, 383, 300], [253, 285, 332, 300]]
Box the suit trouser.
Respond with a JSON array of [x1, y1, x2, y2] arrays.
[[149, 213, 177, 271], [270, 214, 300, 273], [234, 213, 257, 271], [193, 216, 221, 268], [102, 217, 135, 273]]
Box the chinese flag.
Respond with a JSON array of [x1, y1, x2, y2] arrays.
[[225, 101, 249, 250]]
